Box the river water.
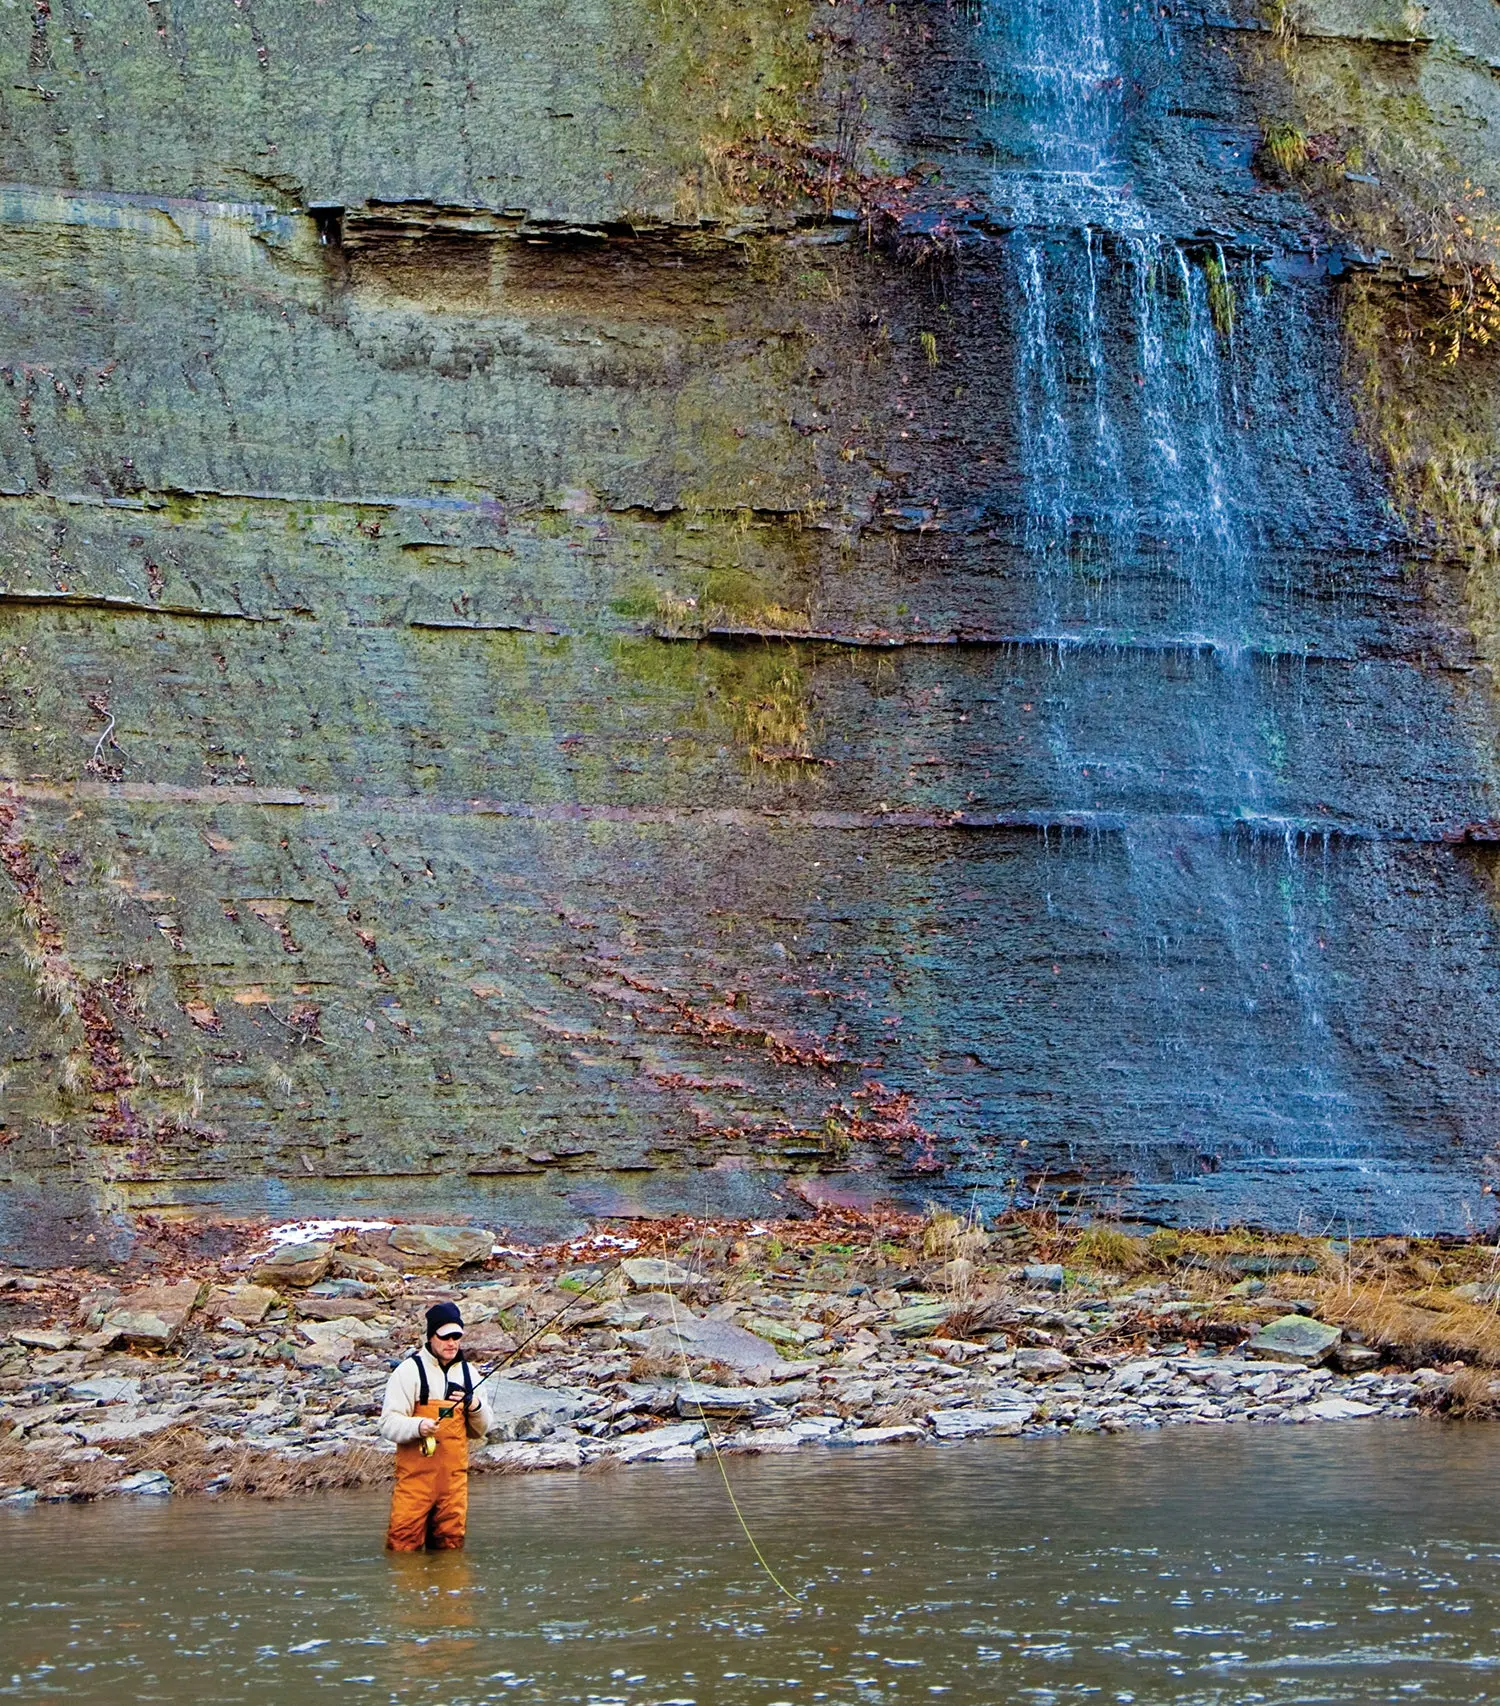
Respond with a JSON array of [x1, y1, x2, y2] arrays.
[[2, 1423, 1497, 1704]]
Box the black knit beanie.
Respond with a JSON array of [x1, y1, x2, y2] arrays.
[[425, 1300, 463, 1338]]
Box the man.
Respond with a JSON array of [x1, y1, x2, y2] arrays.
[[380, 1300, 495, 1551]]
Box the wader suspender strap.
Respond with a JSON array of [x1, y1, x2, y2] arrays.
[[443, 1356, 474, 1413], [410, 1352, 429, 1407]]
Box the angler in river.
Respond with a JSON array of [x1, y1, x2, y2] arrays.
[[379, 1301, 495, 1552]]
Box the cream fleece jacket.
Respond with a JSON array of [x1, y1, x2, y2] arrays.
[[378, 1348, 495, 1445]]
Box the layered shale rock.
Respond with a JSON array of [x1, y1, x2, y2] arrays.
[[3, 0, 1500, 1258]]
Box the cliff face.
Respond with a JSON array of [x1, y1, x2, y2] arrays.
[[3, 0, 1500, 1261]]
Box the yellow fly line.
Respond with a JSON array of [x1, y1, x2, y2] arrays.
[[659, 1256, 802, 1604]]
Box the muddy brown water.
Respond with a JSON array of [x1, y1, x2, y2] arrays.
[[2, 1422, 1498, 1704]]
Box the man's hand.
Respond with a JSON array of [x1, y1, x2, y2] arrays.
[[418, 1418, 438, 1438]]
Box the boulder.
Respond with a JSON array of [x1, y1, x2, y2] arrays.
[[251, 1241, 333, 1288], [1244, 1315, 1342, 1366], [485, 1378, 588, 1442], [382, 1225, 493, 1271], [100, 1281, 203, 1349], [1022, 1264, 1066, 1291], [1013, 1346, 1073, 1377], [620, 1257, 696, 1291], [203, 1284, 277, 1324]]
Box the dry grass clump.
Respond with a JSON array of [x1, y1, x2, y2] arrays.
[[0, 1427, 393, 1503], [920, 1204, 989, 1263], [1423, 1366, 1500, 1419], [1069, 1226, 1151, 1274]]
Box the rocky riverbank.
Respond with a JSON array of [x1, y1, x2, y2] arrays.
[[2, 1211, 1496, 1508]]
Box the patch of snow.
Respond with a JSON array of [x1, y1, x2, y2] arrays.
[[256, 1218, 394, 1255]]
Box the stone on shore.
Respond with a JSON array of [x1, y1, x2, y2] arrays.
[[252, 1242, 334, 1288], [1245, 1315, 1343, 1366], [889, 1300, 953, 1339], [458, 1283, 531, 1321], [622, 1313, 783, 1374], [674, 1386, 784, 1421], [296, 1318, 386, 1356], [376, 1226, 493, 1272], [10, 1328, 72, 1351], [485, 1378, 587, 1441], [620, 1257, 696, 1291], [80, 1409, 187, 1446], [112, 1470, 173, 1497], [294, 1296, 381, 1322], [610, 1421, 706, 1462], [68, 1377, 142, 1405], [204, 1284, 277, 1324], [1304, 1396, 1380, 1420], [99, 1281, 203, 1350], [1013, 1346, 1073, 1376], [480, 1441, 583, 1471], [929, 1407, 1035, 1439]]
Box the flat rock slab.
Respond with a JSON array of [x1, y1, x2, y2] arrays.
[[611, 1421, 705, 1462], [1013, 1346, 1073, 1376], [456, 1283, 531, 1320], [1304, 1396, 1380, 1420], [1023, 1264, 1067, 1291], [297, 1317, 386, 1349], [622, 1313, 783, 1374], [10, 1328, 72, 1351], [252, 1243, 333, 1288], [80, 1409, 187, 1446], [889, 1300, 953, 1339], [620, 1257, 697, 1290], [480, 1441, 582, 1471], [361, 1226, 493, 1272], [294, 1296, 380, 1321], [837, 1425, 924, 1447], [204, 1284, 277, 1324], [1245, 1315, 1343, 1366], [484, 1378, 587, 1442], [459, 1321, 517, 1356], [674, 1386, 783, 1420], [929, 1406, 1035, 1439], [68, 1377, 142, 1405], [101, 1281, 203, 1349]]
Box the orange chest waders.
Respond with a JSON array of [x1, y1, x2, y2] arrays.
[[385, 1353, 475, 1553]]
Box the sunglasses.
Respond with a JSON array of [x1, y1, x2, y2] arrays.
[[434, 1328, 464, 1341]]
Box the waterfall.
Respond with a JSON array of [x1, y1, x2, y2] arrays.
[[977, 0, 1404, 1205]]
